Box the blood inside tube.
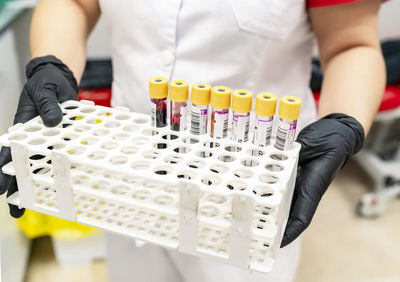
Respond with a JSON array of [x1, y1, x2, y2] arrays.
[[170, 101, 187, 131], [151, 98, 167, 127]]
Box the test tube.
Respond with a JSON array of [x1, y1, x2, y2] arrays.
[[274, 96, 301, 151], [231, 89, 253, 143], [190, 83, 211, 135], [169, 80, 189, 131], [252, 93, 277, 147], [210, 86, 231, 139], [149, 77, 168, 127]]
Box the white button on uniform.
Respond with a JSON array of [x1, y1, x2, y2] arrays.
[[160, 49, 174, 66]]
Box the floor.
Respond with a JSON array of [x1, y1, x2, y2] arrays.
[[25, 160, 400, 282]]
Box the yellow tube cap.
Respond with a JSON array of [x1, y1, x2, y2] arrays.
[[149, 77, 168, 99], [191, 83, 211, 106], [279, 96, 302, 120], [255, 93, 277, 117], [169, 80, 189, 102], [211, 86, 231, 109], [232, 89, 253, 113]]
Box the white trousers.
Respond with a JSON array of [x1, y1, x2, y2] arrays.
[[106, 233, 301, 282]]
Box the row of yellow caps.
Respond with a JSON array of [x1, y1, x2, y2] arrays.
[[149, 77, 301, 121]]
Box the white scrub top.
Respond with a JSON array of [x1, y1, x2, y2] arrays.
[[99, 0, 317, 281], [100, 0, 317, 132]]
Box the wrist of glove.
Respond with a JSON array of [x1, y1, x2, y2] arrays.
[[0, 55, 78, 218], [281, 113, 365, 247]]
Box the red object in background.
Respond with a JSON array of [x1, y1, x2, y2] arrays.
[[78, 88, 112, 107], [313, 91, 321, 111], [307, 0, 359, 9], [313, 84, 400, 113], [379, 85, 400, 112]]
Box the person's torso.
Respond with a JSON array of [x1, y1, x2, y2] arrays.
[[99, 0, 317, 130]]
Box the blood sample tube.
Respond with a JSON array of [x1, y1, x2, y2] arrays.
[[149, 77, 168, 128], [190, 83, 211, 135], [210, 86, 231, 139], [231, 89, 253, 143], [253, 93, 277, 147], [169, 80, 189, 131], [274, 96, 301, 151]]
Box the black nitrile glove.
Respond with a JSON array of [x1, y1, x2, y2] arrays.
[[281, 113, 365, 247], [0, 55, 78, 218]]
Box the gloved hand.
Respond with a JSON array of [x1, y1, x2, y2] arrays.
[[281, 113, 365, 247], [0, 55, 78, 218]]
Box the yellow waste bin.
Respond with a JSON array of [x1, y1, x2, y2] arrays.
[[18, 210, 98, 240]]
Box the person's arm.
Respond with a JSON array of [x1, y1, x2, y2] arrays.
[[312, 0, 385, 134], [0, 0, 100, 217], [281, 0, 385, 247], [30, 0, 100, 81]]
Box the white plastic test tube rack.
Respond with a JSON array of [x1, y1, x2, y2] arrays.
[[0, 100, 300, 273]]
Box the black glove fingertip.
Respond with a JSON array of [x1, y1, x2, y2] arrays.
[[42, 111, 63, 127], [9, 204, 25, 218], [39, 99, 63, 127], [0, 147, 13, 195], [281, 234, 290, 248], [0, 174, 11, 195], [6, 177, 25, 218], [281, 221, 297, 248]]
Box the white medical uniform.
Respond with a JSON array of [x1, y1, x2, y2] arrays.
[[99, 0, 317, 281]]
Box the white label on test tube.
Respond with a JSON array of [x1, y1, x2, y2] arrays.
[[150, 101, 156, 127], [212, 109, 229, 139], [231, 112, 250, 143], [275, 118, 297, 151], [191, 104, 208, 135], [180, 104, 187, 131], [253, 115, 273, 146]]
